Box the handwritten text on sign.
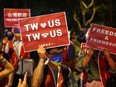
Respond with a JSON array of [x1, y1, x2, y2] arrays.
[[19, 12, 70, 52], [87, 24, 116, 54]]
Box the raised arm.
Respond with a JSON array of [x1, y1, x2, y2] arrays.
[[0, 55, 14, 80], [74, 47, 94, 73], [103, 50, 116, 71], [32, 46, 46, 87], [82, 48, 94, 68]]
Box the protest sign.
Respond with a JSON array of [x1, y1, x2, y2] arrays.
[[80, 43, 88, 51], [87, 24, 116, 54], [4, 8, 30, 27], [19, 12, 70, 52]]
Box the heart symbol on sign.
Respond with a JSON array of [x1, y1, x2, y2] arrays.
[[40, 23, 47, 28]]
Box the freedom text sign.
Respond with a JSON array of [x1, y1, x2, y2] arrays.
[[87, 24, 116, 54]]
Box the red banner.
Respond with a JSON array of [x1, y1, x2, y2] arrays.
[[19, 12, 70, 52], [4, 8, 31, 27], [87, 24, 116, 54]]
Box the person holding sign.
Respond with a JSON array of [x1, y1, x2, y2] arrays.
[[74, 33, 116, 87], [32, 45, 77, 87], [3, 26, 31, 87]]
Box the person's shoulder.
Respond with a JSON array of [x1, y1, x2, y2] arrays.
[[60, 64, 71, 76], [60, 64, 72, 86], [61, 64, 68, 68]]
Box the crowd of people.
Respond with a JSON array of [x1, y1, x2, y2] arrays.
[[0, 26, 116, 87]]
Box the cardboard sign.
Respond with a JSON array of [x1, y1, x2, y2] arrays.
[[19, 12, 70, 52], [4, 8, 31, 27], [87, 24, 116, 54]]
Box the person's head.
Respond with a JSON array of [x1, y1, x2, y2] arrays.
[[70, 30, 76, 38], [4, 29, 14, 40], [46, 46, 64, 66], [12, 26, 21, 39]]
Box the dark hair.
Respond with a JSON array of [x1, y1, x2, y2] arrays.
[[46, 46, 64, 54], [4, 30, 14, 40]]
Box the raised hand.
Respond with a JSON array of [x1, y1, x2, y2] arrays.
[[103, 49, 110, 58], [86, 47, 94, 57], [17, 72, 28, 87], [37, 45, 46, 59]]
